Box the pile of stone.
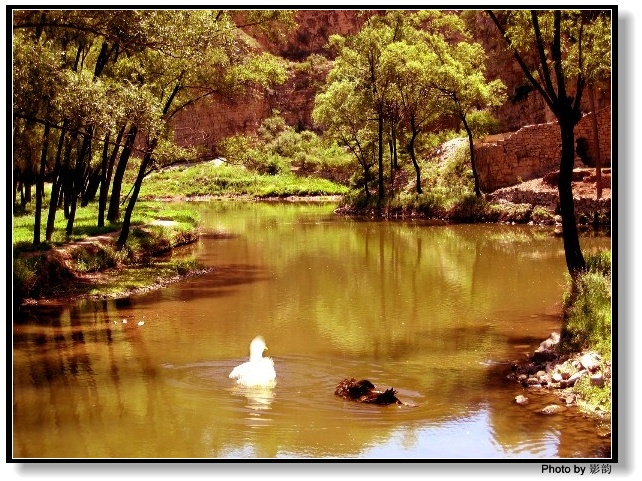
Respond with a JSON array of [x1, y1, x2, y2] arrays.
[[507, 332, 611, 413]]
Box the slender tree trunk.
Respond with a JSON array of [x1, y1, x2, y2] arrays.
[[462, 116, 481, 197], [117, 141, 157, 250], [45, 121, 68, 241], [407, 129, 423, 194], [65, 130, 92, 236], [99, 125, 125, 226], [63, 166, 72, 219], [108, 124, 137, 222], [377, 106, 385, 203], [33, 124, 50, 245], [558, 118, 586, 277], [391, 123, 398, 170], [588, 83, 602, 200], [117, 82, 180, 249], [23, 179, 32, 207], [13, 168, 20, 210], [361, 158, 371, 199]]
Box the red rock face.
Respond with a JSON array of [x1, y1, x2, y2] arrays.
[[171, 11, 612, 160]]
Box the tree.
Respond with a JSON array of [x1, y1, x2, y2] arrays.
[[425, 38, 506, 197], [313, 79, 377, 199], [12, 9, 293, 247], [115, 10, 290, 249], [380, 40, 440, 195], [487, 9, 611, 277]]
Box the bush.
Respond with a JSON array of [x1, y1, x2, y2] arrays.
[[572, 371, 611, 414], [561, 251, 612, 357], [13, 253, 76, 302], [71, 243, 122, 273]]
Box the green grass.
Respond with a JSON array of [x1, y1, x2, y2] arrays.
[[13, 196, 204, 304], [82, 258, 206, 297], [561, 251, 612, 358], [13, 198, 200, 251], [572, 371, 611, 415], [138, 163, 349, 199]]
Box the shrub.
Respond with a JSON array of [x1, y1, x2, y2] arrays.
[[561, 251, 612, 357], [71, 243, 122, 273], [572, 370, 611, 414]]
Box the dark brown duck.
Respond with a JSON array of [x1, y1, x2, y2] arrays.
[[334, 378, 402, 405]]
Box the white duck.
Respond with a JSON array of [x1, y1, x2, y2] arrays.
[[229, 336, 276, 387]]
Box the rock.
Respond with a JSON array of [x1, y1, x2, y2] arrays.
[[552, 372, 564, 383], [540, 404, 566, 415], [562, 393, 577, 405], [590, 373, 605, 387], [532, 350, 557, 363], [515, 395, 529, 405], [567, 369, 588, 386], [536, 332, 560, 352], [579, 352, 601, 372]]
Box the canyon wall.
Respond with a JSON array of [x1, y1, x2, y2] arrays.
[[171, 9, 613, 177]]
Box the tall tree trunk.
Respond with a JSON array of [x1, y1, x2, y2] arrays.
[[108, 124, 137, 222], [45, 121, 68, 241], [407, 128, 423, 195], [462, 116, 481, 197], [13, 168, 22, 210], [117, 82, 180, 249], [117, 141, 157, 250], [99, 125, 125, 227], [558, 119, 586, 277], [33, 124, 50, 245], [588, 83, 602, 200], [65, 130, 92, 236], [23, 179, 32, 207], [377, 106, 385, 203]]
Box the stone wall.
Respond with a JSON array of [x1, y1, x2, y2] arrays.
[[474, 107, 611, 192]]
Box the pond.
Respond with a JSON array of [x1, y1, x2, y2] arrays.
[[12, 201, 612, 459]]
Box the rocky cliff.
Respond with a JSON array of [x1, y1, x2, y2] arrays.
[[171, 9, 612, 170]]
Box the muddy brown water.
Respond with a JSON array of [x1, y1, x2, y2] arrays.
[[12, 201, 612, 459]]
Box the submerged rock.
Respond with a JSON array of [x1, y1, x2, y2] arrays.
[[540, 404, 567, 415], [515, 395, 529, 405]]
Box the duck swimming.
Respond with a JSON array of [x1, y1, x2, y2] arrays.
[[229, 336, 276, 388], [334, 378, 402, 405]]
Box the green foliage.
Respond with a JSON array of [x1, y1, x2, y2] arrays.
[[139, 162, 349, 199], [220, 111, 353, 182], [465, 110, 504, 137], [585, 250, 612, 278], [12, 9, 295, 247], [13, 253, 76, 301], [561, 251, 612, 357], [572, 372, 611, 414], [315, 10, 507, 201], [71, 243, 124, 273], [172, 258, 201, 276]]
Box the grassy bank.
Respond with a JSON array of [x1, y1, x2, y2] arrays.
[[561, 251, 612, 415], [13, 200, 205, 305], [138, 162, 350, 200]]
